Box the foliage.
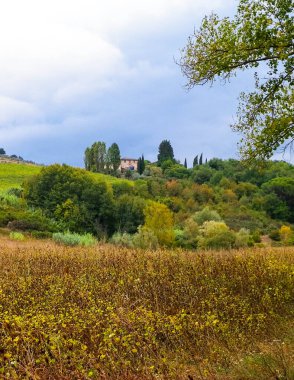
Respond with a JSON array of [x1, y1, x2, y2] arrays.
[[235, 228, 251, 248], [0, 148, 6, 154], [164, 164, 190, 179], [262, 177, 294, 222], [137, 155, 145, 175], [157, 140, 175, 165], [180, 0, 294, 160], [106, 143, 121, 173], [52, 231, 96, 246], [0, 240, 293, 379], [279, 225, 292, 241], [192, 165, 215, 184], [143, 201, 175, 246], [193, 155, 198, 167], [9, 231, 25, 241], [24, 164, 115, 236], [193, 206, 223, 225], [110, 232, 134, 248], [115, 195, 145, 234], [84, 141, 107, 173], [198, 221, 236, 249], [132, 226, 159, 249]]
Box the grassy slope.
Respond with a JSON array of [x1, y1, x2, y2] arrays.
[[0, 162, 132, 191], [0, 237, 293, 379], [0, 163, 41, 191]]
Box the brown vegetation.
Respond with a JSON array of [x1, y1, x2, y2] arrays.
[[0, 237, 293, 379]]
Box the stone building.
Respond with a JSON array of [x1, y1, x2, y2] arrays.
[[119, 158, 138, 172]]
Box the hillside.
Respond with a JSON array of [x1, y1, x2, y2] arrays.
[[0, 162, 132, 192], [0, 162, 41, 191]]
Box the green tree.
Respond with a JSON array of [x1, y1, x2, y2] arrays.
[[157, 140, 174, 165], [180, 0, 294, 161], [184, 158, 187, 168], [0, 148, 5, 155], [84, 147, 93, 171], [199, 153, 203, 165], [193, 155, 198, 167], [84, 141, 107, 173], [92, 141, 107, 172], [143, 201, 175, 246], [137, 154, 145, 175], [107, 143, 121, 173], [24, 164, 115, 235]]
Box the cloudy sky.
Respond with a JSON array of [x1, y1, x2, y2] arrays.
[[1, 0, 261, 167]]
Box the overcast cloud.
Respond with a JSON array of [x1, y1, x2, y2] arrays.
[[0, 0, 260, 167]]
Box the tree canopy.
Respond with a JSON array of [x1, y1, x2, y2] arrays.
[[180, 0, 294, 161], [157, 140, 175, 165]]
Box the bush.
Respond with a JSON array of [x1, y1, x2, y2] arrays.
[[52, 231, 96, 247], [235, 228, 251, 248], [198, 221, 235, 250], [132, 226, 159, 250], [269, 229, 281, 241], [31, 231, 52, 239], [0, 191, 23, 208], [193, 207, 222, 226], [110, 232, 134, 248], [9, 231, 25, 241]]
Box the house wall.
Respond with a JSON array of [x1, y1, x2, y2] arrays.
[[119, 158, 138, 171]]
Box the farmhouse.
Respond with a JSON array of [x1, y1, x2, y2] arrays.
[[119, 157, 138, 172]]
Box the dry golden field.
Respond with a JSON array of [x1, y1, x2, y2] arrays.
[[0, 237, 293, 379]]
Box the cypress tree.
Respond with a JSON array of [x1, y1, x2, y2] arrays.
[[193, 155, 198, 167], [141, 154, 145, 174], [199, 153, 203, 165], [184, 158, 187, 168], [157, 140, 174, 165]]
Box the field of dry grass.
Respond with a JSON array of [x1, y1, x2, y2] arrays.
[[0, 237, 293, 379]]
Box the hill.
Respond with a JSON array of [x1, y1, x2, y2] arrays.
[[0, 162, 133, 192], [0, 162, 42, 191]]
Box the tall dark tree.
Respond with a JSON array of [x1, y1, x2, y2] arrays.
[[0, 148, 5, 155], [184, 158, 187, 168], [193, 155, 198, 167], [157, 140, 174, 165], [137, 154, 145, 175], [199, 153, 203, 165]]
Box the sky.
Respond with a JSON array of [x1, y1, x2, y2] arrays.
[[0, 0, 271, 167]]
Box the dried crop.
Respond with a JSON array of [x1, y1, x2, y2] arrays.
[[0, 237, 293, 379]]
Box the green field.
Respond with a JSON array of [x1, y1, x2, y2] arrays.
[[0, 162, 132, 192], [0, 163, 42, 191]]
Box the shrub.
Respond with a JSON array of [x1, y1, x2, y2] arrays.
[[132, 226, 159, 249], [0, 191, 23, 208], [269, 229, 281, 241], [110, 232, 134, 248], [193, 207, 222, 226], [31, 231, 52, 239], [9, 231, 25, 241], [235, 228, 251, 248], [198, 221, 235, 249], [52, 231, 96, 247]]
